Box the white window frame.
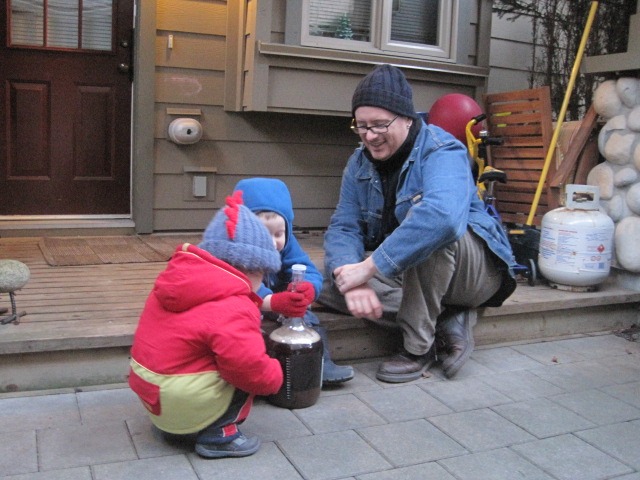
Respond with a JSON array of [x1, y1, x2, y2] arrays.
[[298, 0, 458, 62]]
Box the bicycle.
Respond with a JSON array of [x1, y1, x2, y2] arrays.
[[464, 114, 537, 286]]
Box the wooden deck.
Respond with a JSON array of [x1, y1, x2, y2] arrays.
[[1, 233, 639, 392]]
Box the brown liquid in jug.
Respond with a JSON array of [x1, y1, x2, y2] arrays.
[[267, 337, 323, 409]]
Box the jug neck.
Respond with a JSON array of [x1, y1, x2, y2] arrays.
[[282, 316, 306, 331]]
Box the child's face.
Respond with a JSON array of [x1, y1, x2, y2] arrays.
[[258, 212, 286, 252]]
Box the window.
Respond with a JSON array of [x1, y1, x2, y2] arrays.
[[298, 0, 457, 61], [9, 0, 114, 51]]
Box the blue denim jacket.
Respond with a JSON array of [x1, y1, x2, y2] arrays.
[[324, 123, 516, 302]]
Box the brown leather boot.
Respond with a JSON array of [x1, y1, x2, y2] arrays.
[[376, 348, 435, 383], [436, 309, 477, 378]]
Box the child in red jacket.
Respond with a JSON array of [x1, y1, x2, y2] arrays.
[[129, 191, 310, 459]]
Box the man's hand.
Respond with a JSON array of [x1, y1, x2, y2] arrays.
[[333, 257, 378, 294], [343, 285, 383, 320], [270, 291, 310, 318]]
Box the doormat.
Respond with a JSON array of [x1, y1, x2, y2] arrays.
[[38, 234, 202, 266]]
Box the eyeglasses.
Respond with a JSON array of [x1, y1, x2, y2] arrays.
[[350, 115, 399, 135]]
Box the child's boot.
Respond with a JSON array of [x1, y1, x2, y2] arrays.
[[313, 325, 354, 385], [195, 429, 260, 459]]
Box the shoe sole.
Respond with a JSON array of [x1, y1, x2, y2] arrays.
[[195, 440, 260, 459], [323, 376, 354, 386], [323, 370, 355, 386], [375, 361, 433, 383]]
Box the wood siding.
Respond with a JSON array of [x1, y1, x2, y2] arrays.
[[152, 0, 354, 231], [488, 12, 536, 94], [151, 0, 494, 232]]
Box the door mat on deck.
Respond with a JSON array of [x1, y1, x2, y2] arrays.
[[38, 234, 203, 266]]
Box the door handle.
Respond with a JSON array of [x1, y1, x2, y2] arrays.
[[118, 63, 130, 73]]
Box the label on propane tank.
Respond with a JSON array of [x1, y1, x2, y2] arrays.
[[539, 224, 612, 272]]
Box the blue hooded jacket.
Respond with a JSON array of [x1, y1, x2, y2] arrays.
[[233, 178, 323, 302]]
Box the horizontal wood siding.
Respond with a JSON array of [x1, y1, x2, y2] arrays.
[[154, 92, 355, 229], [157, 0, 227, 35], [150, 0, 494, 232], [154, 140, 354, 176], [488, 13, 535, 94], [155, 33, 226, 71], [155, 69, 224, 106]]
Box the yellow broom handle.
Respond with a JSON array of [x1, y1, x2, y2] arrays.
[[526, 1, 599, 226]]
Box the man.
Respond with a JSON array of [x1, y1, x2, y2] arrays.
[[319, 64, 516, 382]]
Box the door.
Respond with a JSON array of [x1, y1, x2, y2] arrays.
[[0, 0, 133, 215]]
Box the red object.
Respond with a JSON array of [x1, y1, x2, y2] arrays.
[[428, 93, 483, 144], [289, 281, 315, 304], [271, 291, 310, 318], [224, 190, 243, 239]]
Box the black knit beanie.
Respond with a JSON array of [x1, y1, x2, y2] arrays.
[[352, 64, 417, 119]]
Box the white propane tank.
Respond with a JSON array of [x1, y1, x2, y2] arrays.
[[538, 185, 614, 291]]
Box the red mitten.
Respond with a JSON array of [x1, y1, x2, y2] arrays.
[[270, 291, 309, 318], [288, 281, 315, 304]]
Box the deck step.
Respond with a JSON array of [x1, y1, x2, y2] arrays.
[[1, 278, 639, 393], [1, 234, 639, 393]]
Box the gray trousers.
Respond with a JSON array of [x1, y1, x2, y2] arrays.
[[318, 230, 504, 356]]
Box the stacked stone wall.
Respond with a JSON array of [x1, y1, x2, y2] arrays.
[[587, 78, 640, 273]]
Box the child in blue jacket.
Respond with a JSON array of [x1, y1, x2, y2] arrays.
[[234, 178, 354, 385]]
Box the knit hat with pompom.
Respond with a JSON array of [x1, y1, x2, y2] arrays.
[[199, 190, 281, 273]]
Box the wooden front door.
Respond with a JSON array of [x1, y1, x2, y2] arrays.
[[0, 0, 133, 215]]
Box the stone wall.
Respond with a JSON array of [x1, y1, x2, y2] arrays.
[[588, 77, 640, 277]]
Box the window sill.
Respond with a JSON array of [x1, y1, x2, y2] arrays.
[[258, 42, 489, 78]]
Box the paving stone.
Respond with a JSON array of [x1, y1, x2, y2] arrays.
[[1, 334, 639, 480], [0, 430, 37, 477], [492, 397, 595, 438], [2, 467, 92, 480], [355, 384, 452, 422], [189, 441, 304, 479], [357, 419, 467, 466], [596, 354, 640, 384], [242, 399, 313, 441], [438, 447, 555, 480], [438, 357, 494, 379], [127, 416, 194, 459], [322, 365, 382, 396], [575, 421, 640, 469], [476, 370, 565, 401], [556, 334, 640, 358], [38, 421, 137, 471], [93, 455, 198, 480], [77, 388, 147, 424], [613, 474, 640, 480], [602, 381, 640, 408], [292, 393, 386, 434], [511, 340, 587, 365], [528, 360, 618, 391], [356, 461, 456, 480], [428, 408, 534, 452], [512, 434, 633, 480], [471, 346, 545, 372], [277, 430, 391, 480], [420, 377, 513, 412], [0, 393, 80, 432], [551, 389, 640, 425]]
